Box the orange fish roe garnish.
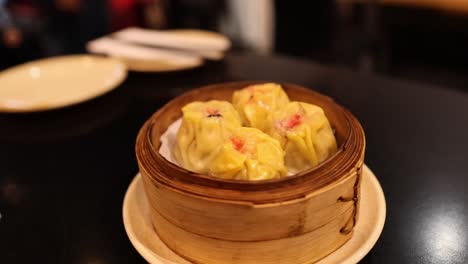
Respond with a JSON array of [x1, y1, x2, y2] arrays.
[[230, 136, 246, 153], [282, 114, 302, 129], [205, 107, 222, 117]]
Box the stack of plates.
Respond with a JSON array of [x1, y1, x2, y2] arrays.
[[87, 27, 231, 72]]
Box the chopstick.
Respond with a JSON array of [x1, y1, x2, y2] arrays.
[[109, 35, 225, 61], [113, 27, 230, 52], [87, 37, 203, 67]]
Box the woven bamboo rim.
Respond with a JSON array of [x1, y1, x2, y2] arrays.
[[135, 81, 365, 204]]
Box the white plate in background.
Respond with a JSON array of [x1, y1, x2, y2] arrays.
[[0, 55, 127, 113], [87, 28, 231, 72]]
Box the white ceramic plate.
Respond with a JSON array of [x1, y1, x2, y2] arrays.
[[0, 55, 127, 112], [123, 165, 386, 264]]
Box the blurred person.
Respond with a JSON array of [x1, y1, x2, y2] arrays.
[[0, 0, 44, 67], [0, 0, 91, 65], [0, 1, 22, 48], [108, 0, 167, 30], [0, 0, 110, 68]]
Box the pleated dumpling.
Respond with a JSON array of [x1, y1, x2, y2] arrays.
[[267, 102, 337, 174], [173, 100, 242, 173], [232, 83, 290, 131], [207, 127, 287, 180]]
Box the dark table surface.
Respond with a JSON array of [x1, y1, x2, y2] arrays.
[[1, 53, 468, 264]]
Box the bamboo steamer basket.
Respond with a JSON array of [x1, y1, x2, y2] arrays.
[[135, 81, 366, 264]]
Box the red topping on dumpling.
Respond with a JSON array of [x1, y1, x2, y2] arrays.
[[231, 136, 246, 153], [282, 114, 302, 129]]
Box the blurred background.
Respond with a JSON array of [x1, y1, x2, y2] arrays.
[[2, 0, 468, 91]]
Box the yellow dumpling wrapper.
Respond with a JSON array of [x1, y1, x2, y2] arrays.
[[232, 83, 290, 131], [173, 100, 242, 174], [267, 102, 337, 174], [207, 127, 287, 180]]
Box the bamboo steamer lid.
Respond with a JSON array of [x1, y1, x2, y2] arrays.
[[136, 82, 366, 264]]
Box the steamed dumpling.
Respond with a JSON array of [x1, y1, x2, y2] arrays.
[[232, 83, 290, 131], [266, 102, 337, 174], [207, 127, 287, 180], [173, 100, 242, 173]]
